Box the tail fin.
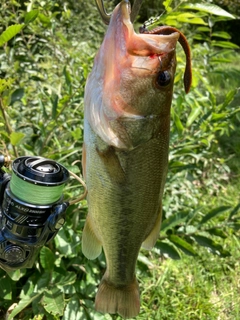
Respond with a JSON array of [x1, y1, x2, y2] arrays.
[[95, 274, 140, 319]]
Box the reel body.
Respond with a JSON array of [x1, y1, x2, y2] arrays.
[[0, 156, 69, 272]]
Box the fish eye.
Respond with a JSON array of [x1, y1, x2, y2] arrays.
[[156, 70, 171, 87]]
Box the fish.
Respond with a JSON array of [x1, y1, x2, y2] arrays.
[[82, 0, 192, 318]]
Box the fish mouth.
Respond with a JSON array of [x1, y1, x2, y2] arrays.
[[112, 0, 180, 57], [120, 0, 131, 21]]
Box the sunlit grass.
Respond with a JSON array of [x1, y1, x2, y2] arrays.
[[138, 238, 240, 319], [102, 244, 240, 320], [0, 1, 240, 318]]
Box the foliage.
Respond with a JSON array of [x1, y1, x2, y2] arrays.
[[0, 0, 239, 319]]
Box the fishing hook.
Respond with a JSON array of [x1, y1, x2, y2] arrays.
[[95, 0, 144, 24], [158, 55, 163, 71], [95, 0, 111, 25]]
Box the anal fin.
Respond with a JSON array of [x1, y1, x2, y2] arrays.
[[82, 215, 102, 259], [142, 207, 162, 250]]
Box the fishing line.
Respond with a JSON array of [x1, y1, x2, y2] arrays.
[[5, 158, 87, 205], [10, 172, 66, 205], [68, 170, 87, 205], [9, 162, 87, 206]]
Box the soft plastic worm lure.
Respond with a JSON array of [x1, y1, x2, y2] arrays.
[[140, 25, 192, 93]]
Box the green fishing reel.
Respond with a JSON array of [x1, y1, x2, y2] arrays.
[[0, 155, 70, 272]]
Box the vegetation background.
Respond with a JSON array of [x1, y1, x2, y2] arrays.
[[0, 0, 239, 319]]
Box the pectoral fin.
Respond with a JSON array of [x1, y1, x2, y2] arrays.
[[82, 215, 102, 259], [142, 207, 162, 250], [96, 143, 126, 184]]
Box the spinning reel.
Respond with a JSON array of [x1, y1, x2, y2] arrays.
[[0, 155, 85, 272]]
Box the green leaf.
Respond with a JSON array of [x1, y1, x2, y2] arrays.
[[55, 272, 77, 288], [228, 203, 240, 221], [54, 228, 80, 257], [196, 26, 210, 32], [51, 94, 59, 119], [186, 101, 202, 127], [179, 16, 207, 25], [63, 66, 72, 87], [169, 235, 197, 256], [155, 241, 181, 259], [38, 13, 51, 26], [10, 132, 25, 146], [161, 211, 189, 232], [163, 0, 173, 12], [0, 24, 24, 46], [40, 247, 55, 271], [55, 229, 73, 256], [191, 235, 230, 257], [39, 98, 48, 119], [24, 10, 39, 24], [138, 253, 154, 268], [7, 291, 44, 320], [193, 34, 209, 41], [42, 287, 64, 316], [229, 107, 240, 118], [199, 206, 231, 225], [6, 268, 26, 281], [63, 296, 83, 320], [217, 89, 238, 112], [35, 272, 51, 291], [7, 269, 26, 281], [172, 109, 184, 134], [20, 279, 35, 299], [0, 78, 15, 94], [179, 3, 235, 19], [10, 88, 24, 105], [208, 228, 227, 238], [71, 127, 82, 140], [211, 57, 232, 63], [0, 275, 12, 299], [185, 225, 198, 234], [212, 31, 231, 39], [230, 224, 240, 231], [211, 40, 239, 49], [211, 112, 227, 121]]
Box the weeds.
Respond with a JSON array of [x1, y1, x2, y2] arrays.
[[0, 0, 239, 319]]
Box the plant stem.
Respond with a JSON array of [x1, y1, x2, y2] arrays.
[[0, 98, 18, 158], [39, 91, 76, 155], [131, 0, 144, 22]]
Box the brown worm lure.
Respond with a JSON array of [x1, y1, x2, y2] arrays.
[[140, 25, 192, 93]]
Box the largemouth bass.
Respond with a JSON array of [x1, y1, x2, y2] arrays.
[[82, 0, 192, 318]]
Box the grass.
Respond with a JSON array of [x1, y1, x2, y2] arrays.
[[137, 180, 240, 319], [1, 3, 240, 319], [96, 240, 240, 320], [141, 258, 219, 319], [125, 236, 240, 320]]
